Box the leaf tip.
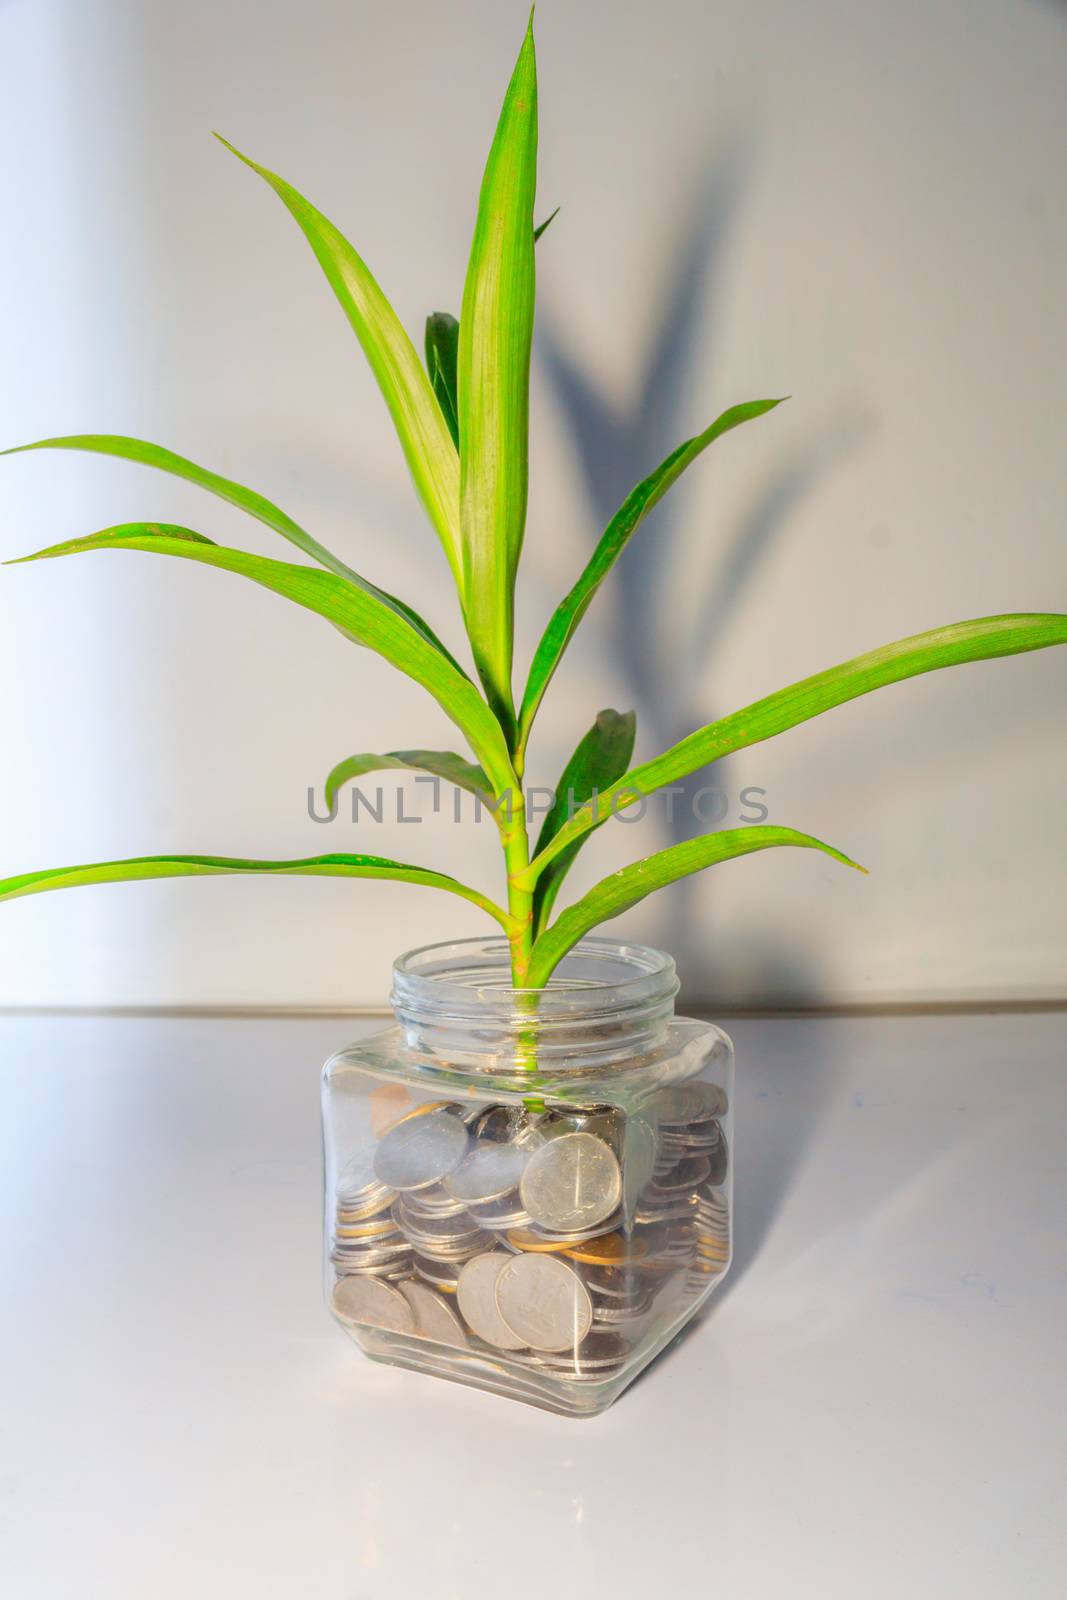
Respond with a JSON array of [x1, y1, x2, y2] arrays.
[[213, 132, 254, 170]]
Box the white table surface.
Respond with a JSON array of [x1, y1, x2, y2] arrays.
[[2, 1010, 1064, 1599]]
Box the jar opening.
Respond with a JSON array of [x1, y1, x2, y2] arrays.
[[390, 937, 679, 1068]]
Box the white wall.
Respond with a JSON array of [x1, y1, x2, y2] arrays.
[[1, 0, 1064, 1009]]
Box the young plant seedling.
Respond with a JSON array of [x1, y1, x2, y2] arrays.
[[3, 18, 1065, 992]]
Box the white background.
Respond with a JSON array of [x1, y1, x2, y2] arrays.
[[1, 0, 1064, 1008]]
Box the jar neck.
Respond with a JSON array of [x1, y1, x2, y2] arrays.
[[390, 937, 679, 1071]]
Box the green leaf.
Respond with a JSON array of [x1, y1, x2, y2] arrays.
[[214, 135, 463, 593], [531, 709, 636, 937], [457, 16, 538, 730], [425, 313, 460, 447], [0, 433, 462, 668], [424, 185, 553, 447], [0, 852, 512, 929], [525, 613, 1067, 881], [528, 826, 864, 986], [518, 398, 787, 745], [325, 749, 492, 811], [8, 524, 516, 795], [533, 206, 560, 243]]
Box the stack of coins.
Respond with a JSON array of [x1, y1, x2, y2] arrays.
[[331, 1153, 409, 1280], [686, 1179, 731, 1290], [329, 1079, 730, 1383]]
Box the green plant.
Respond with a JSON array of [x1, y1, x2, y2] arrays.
[[2, 17, 1065, 991]]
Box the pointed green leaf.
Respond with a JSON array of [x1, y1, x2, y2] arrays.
[[425, 313, 460, 447], [528, 826, 864, 986], [215, 135, 462, 591], [325, 749, 492, 811], [533, 206, 560, 243], [8, 524, 516, 794], [0, 852, 512, 929], [531, 709, 636, 937], [526, 613, 1067, 881], [0, 432, 462, 668], [457, 17, 538, 729], [518, 398, 786, 745]]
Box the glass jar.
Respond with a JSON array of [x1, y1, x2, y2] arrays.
[[321, 936, 733, 1416]]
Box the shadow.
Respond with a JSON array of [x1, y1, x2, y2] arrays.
[[538, 142, 752, 714], [538, 136, 875, 976], [718, 1009, 847, 1299]]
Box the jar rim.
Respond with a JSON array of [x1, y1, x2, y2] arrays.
[[391, 935, 678, 1021]]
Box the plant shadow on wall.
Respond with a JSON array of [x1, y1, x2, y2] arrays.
[[535, 142, 875, 1272], [538, 141, 873, 1012]]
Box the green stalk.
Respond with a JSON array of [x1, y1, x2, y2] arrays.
[[497, 786, 542, 1090], [500, 789, 534, 985]]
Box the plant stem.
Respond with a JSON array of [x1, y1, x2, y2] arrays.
[[501, 784, 534, 986]]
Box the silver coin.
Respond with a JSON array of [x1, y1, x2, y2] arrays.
[[444, 1141, 528, 1204], [456, 1252, 529, 1350], [399, 1183, 471, 1218], [399, 1280, 470, 1347], [466, 1195, 532, 1231], [331, 1275, 417, 1331], [374, 1110, 469, 1191], [649, 1154, 711, 1193], [520, 1132, 622, 1233], [336, 1148, 382, 1196], [494, 1253, 593, 1352], [404, 1230, 495, 1263], [332, 1259, 411, 1280], [412, 1254, 462, 1291], [591, 1304, 651, 1328], [393, 1202, 488, 1246], [651, 1080, 728, 1126], [582, 1265, 646, 1298], [536, 1105, 621, 1148], [470, 1103, 541, 1145], [620, 1116, 657, 1221], [529, 1210, 623, 1245], [534, 1330, 631, 1374]]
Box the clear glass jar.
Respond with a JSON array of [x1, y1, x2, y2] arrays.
[[321, 936, 733, 1416]]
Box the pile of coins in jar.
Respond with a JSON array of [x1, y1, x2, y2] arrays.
[[329, 1080, 729, 1382]]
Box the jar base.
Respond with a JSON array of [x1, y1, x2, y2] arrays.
[[339, 1264, 728, 1417]]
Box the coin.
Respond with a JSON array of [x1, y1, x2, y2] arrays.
[[520, 1132, 622, 1233], [374, 1109, 469, 1191], [466, 1195, 531, 1230], [336, 1189, 396, 1223], [335, 1216, 404, 1240], [504, 1227, 574, 1254], [495, 1253, 594, 1351], [525, 1212, 623, 1245], [412, 1254, 462, 1292], [651, 1080, 728, 1125], [332, 1257, 410, 1280], [456, 1253, 529, 1350], [444, 1141, 528, 1204], [648, 1154, 711, 1193], [332, 1275, 417, 1332], [561, 1232, 648, 1267], [589, 1293, 652, 1326], [396, 1183, 470, 1219], [536, 1105, 621, 1147], [581, 1263, 645, 1297], [400, 1280, 470, 1347], [533, 1330, 631, 1375]]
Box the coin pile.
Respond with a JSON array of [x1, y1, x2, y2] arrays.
[[331, 1151, 410, 1281], [329, 1079, 730, 1382]]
